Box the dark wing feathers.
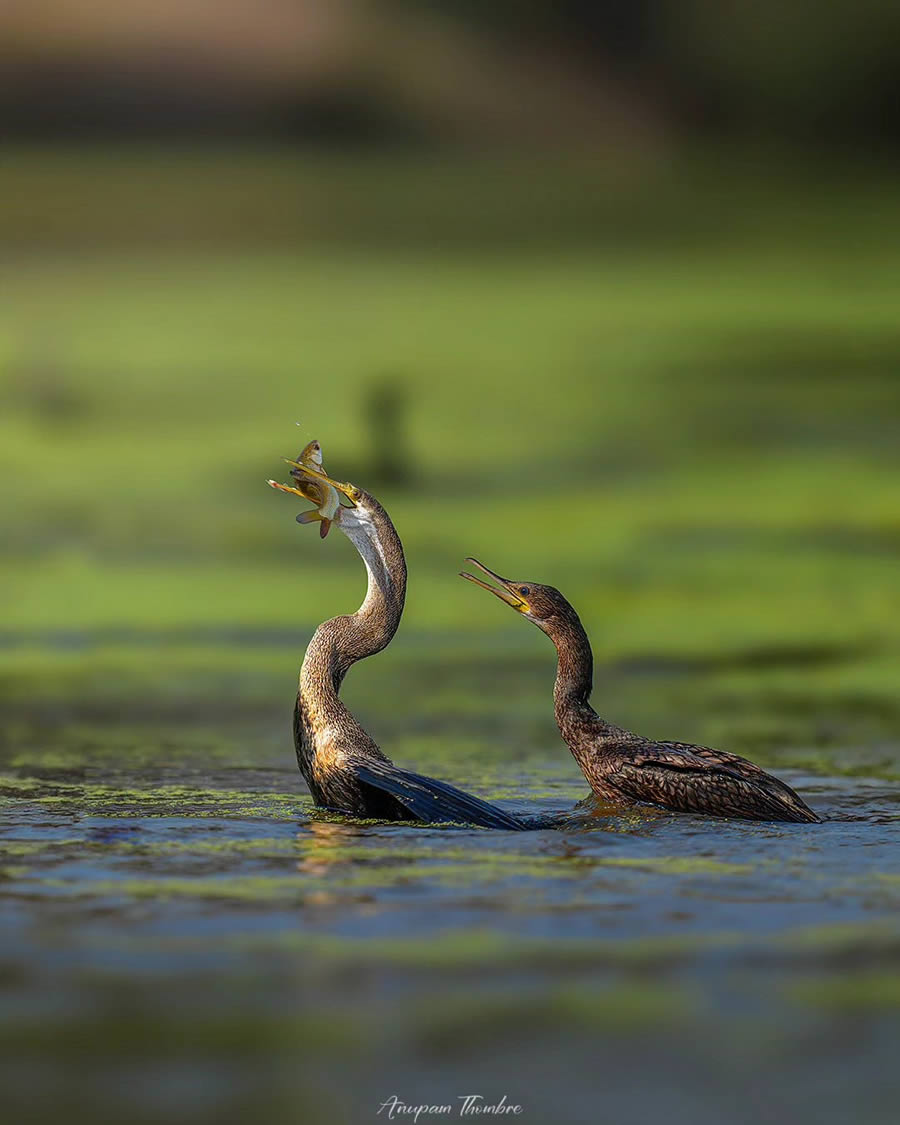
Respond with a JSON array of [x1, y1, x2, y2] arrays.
[[612, 741, 819, 823], [352, 759, 525, 830]]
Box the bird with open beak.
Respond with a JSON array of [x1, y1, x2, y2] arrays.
[[266, 447, 527, 829], [459, 557, 820, 823]]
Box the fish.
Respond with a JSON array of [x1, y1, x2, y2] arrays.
[[267, 439, 341, 538]]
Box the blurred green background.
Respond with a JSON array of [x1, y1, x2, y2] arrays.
[[4, 153, 900, 760], [3, 1, 899, 715], [3, 4, 900, 1123]]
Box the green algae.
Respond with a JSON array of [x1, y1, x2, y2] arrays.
[[792, 972, 900, 1011], [598, 855, 754, 875], [158, 927, 748, 969], [3, 836, 299, 861], [15, 861, 565, 899], [0, 865, 29, 880], [3, 841, 758, 902], [0, 773, 309, 820], [415, 981, 696, 1048], [770, 920, 900, 955], [0, 1008, 363, 1057], [295, 839, 753, 879], [2, 170, 900, 1123], [300, 929, 731, 970], [129, 836, 300, 857], [32, 874, 334, 903], [0, 839, 81, 857], [141, 920, 900, 970], [3, 243, 900, 774]]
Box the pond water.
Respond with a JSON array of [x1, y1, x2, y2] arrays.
[[2, 634, 899, 1125]]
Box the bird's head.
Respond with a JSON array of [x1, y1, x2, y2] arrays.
[[459, 558, 577, 635]]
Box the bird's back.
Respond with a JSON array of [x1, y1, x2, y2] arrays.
[[586, 730, 819, 823]]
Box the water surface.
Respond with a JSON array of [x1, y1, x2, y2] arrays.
[[2, 636, 899, 1125]]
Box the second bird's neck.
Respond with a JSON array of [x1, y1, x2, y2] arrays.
[[550, 614, 594, 719], [547, 612, 616, 754]]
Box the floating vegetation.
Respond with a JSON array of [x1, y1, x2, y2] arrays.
[[2, 227, 900, 1118]]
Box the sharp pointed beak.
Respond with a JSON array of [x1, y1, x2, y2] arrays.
[[267, 478, 321, 504], [283, 459, 360, 506], [459, 557, 528, 611]]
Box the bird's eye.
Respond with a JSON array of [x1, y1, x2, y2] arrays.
[[519, 586, 530, 596]]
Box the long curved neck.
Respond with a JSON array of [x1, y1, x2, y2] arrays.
[[298, 499, 406, 760], [302, 505, 406, 692], [548, 613, 594, 721], [544, 610, 615, 757]]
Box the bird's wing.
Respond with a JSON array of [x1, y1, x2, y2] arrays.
[[352, 759, 525, 830], [649, 741, 777, 780], [610, 741, 819, 822]]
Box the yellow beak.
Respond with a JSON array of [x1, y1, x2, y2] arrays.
[[267, 478, 321, 503], [459, 558, 528, 611], [282, 459, 360, 505]]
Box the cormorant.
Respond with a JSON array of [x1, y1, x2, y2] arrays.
[[460, 559, 820, 823]]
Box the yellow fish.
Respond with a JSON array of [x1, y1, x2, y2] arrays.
[[267, 439, 341, 538]]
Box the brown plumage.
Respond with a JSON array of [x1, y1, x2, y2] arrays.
[[460, 560, 820, 823], [278, 464, 525, 830]]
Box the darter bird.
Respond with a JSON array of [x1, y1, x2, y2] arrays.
[[268, 455, 526, 829]]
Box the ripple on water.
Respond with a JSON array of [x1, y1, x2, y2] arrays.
[[2, 740, 900, 1124]]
